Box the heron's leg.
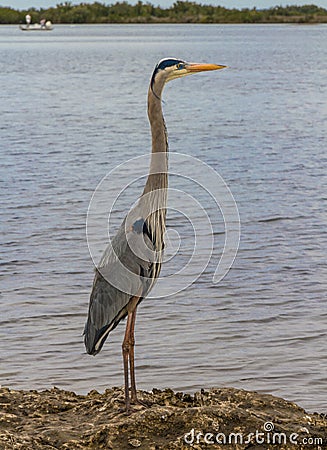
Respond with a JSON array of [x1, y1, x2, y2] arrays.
[[129, 308, 138, 403], [122, 311, 134, 412], [129, 307, 148, 407]]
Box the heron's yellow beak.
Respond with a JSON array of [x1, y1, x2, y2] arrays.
[[165, 61, 227, 83], [185, 63, 227, 73]]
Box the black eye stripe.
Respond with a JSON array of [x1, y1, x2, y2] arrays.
[[156, 58, 183, 71]]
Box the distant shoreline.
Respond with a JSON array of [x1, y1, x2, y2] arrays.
[[1, 3, 327, 25], [2, 22, 326, 26]]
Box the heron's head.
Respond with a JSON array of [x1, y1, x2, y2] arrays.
[[150, 58, 226, 96]]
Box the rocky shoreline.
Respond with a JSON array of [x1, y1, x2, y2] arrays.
[[0, 386, 326, 449]]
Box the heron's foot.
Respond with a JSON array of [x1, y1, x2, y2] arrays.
[[118, 403, 139, 415], [130, 395, 151, 408], [117, 396, 148, 415], [125, 405, 138, 415]]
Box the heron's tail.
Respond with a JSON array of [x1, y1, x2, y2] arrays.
[[84, 319, 113, 356], [84, 268, 129, 355], [84, 308, 128, 356]]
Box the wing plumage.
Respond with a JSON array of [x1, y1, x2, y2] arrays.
[[84, 217, 157, 355]]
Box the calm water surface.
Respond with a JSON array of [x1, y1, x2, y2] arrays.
[[0, 24, 326, 412]]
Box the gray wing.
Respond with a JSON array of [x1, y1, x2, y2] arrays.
[[84, 218, 157, 355]]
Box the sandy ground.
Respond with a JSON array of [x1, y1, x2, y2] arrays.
[[0, 386, 326, 449]]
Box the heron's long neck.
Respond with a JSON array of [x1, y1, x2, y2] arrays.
[[143, 87, 168, 194], [140, 84, 168, 251]]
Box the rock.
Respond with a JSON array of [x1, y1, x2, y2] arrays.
[[0, 386, 325, 449]]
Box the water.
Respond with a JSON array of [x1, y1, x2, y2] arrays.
[[1, 24, 326, 412]]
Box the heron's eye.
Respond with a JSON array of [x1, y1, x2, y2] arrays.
[[176, 63, 184, 70]]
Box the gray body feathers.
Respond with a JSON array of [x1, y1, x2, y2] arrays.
[[84, 207, 164, 355]]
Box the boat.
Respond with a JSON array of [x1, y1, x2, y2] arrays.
[[19, 21, 53, 31]]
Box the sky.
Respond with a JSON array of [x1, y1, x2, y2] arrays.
[[5, 0, 327, 11]]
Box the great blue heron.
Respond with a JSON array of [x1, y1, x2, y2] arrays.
[[84, 58, 226, 412]]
